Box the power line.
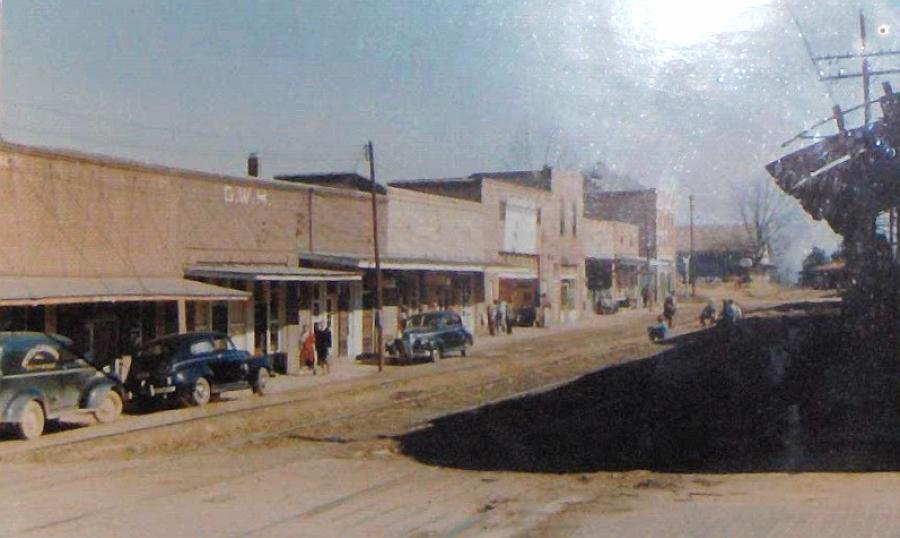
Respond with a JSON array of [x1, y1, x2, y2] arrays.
[[783, 0, 837, 106]]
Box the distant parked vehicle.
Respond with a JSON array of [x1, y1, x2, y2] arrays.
[[0, 332, 124, 440], [126, 332, 272, 408], [387, 311, 473, 362], [512, 305, 536, 326]]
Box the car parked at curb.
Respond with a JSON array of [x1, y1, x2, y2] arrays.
[[126, 332, 272, 408], [387, 311, 473, 362], [0, 332, 124, 440]]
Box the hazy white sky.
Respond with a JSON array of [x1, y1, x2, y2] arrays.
[[3, 0, 898, 269]]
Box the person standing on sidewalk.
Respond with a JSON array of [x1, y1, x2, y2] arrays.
[[487, 301, 497, 335], [641, 285, 652, 310], [314, 321, 332, 375], [300, 324, 317, 374], [501, 300, 512, 335]]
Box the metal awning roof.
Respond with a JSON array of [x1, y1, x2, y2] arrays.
[[299, 253, 486, 273], [0, 277, 250, 306], [185, 264, 361, 282]]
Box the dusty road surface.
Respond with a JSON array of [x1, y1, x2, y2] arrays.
[[4, 289, 897, 538]]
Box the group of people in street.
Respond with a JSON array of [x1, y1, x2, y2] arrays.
[[648, 294, 745, 342], [300, 321, 332, 375], [647, 293, 678, 341], [487, 299, 513, 336], [699, 298, 744, 328]]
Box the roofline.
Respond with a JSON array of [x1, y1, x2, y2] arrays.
[[388, 177, 479, 186], [585, 188, 657, 196], [0, 139, 378, 201]]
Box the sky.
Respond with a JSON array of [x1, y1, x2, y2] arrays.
[[2, 0, 899, 275]]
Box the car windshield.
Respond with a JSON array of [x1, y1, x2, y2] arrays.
[[406, 313, 445, 329], [136, 338, 182, 361]]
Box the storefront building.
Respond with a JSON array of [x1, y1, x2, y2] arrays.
[[391, 167, 588, 328], [0, 143, 363, 373], [583, 218, 642, 308]]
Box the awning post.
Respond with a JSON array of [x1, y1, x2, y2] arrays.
[[177, 299, 188, 334]]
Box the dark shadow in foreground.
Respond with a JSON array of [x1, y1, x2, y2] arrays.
[[398, 311, 900, 474]]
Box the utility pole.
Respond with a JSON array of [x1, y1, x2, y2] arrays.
[[689, 194, 695, 297], [861, 10, 872, 124], [365, 141, 384, 373], [809, 10, 900, 130]]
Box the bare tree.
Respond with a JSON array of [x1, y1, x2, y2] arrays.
[[504, 120, 594, 171], [734, 176, 799, 265]]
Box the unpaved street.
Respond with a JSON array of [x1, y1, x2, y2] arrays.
[[3, 291, 895, 538]]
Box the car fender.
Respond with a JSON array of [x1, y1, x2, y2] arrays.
[[463, 330, 474, 346], [2, 389, 46, 424], [247, 354, 273, 372], [80, 379, 121, 410], [173, 363, 216, 388]]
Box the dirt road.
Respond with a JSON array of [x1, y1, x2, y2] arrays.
[[4, 291, 893, 538]]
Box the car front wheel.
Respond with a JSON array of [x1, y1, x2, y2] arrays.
[[188, 377, 211, 407], [15, 400, 45, 441], [93, 390, 123, 424], [251, 369, 269, 396]]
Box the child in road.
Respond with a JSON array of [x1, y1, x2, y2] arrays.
[[647, 315, 671, 341]]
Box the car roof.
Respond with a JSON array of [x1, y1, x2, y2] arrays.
[[141, 331, 229, 348], [0, 331, 64, 344]]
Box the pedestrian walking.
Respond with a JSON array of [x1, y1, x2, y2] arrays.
[[641, 285, 652, 310], [314, 321, 332, 375], [663, 293, 677, 328], [493, 300, 504, 335]]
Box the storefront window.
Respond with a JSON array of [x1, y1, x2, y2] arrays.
[[561, 280, 574, 310]]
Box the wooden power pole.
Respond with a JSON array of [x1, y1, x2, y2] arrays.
[[366, 141, 384, 372], [689, 194, 695, 297]]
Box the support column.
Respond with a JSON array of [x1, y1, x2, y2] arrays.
[[177, 299, 187, 334], [44, 305, 57, 334], [245, 280, 256, 354], [284, 282, 301, 375], [154, 301, 166, 338]]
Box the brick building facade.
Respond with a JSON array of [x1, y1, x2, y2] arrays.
[[0, 141, 675, 368], [583, 188, 677, 303]]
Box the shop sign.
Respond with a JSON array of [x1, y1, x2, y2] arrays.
[[224, 185, 270, 205]]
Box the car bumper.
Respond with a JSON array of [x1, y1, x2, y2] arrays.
[[128, 378, 178, 399], [387, 339, 434, 359]]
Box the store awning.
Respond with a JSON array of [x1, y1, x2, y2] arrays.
[[299, 253, 485, 273], [0, 276, 250, 306], [615, 256, 648, 267], [185, 264, 361, 282], [487, 265, 539, 280]]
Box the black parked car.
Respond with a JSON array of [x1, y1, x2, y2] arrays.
[[126, 332, 272, 408], [387, 311, 473, 362], [0, 332, 124, 440]]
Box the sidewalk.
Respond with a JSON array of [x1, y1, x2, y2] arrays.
[[265, 307, 661, 394], [471, 305, 659, 355]]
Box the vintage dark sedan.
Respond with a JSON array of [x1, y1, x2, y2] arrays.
[[0, 332, 124, 440], [126, 332, 272, 408], [387, 311, 473, 362]]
